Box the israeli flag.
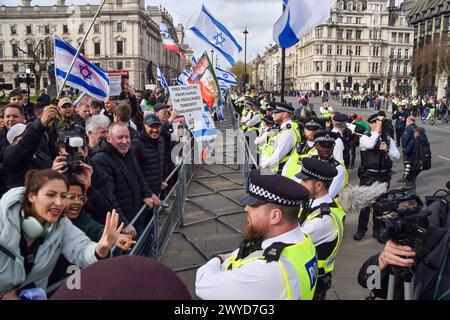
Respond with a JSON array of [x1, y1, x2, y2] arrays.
[[54, 34, 109, 101], [176, 69, 190, 85], [215, 67, 237, 87], [273, 0, 336, 48], [157, 64, 169, 93], [190, 5, 242, 66]]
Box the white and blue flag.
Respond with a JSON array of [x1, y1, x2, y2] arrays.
[[190, 6, 242, 66], [176, 69, 190, 85], [157, 64, 170, 93], [273, 0, 336, 49], [215, 67, 237, 88], [54, 34, 109, 101]]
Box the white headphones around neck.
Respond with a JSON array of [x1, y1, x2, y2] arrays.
[[20, 210, 53, 240]]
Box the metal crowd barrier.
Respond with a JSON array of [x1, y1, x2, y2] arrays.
[[111, 134, 196, 259]]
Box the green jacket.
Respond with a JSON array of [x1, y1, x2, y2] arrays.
[[72, 211, 104, 242]]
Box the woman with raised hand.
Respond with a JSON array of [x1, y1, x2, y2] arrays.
[[0, 169, 123, 300]]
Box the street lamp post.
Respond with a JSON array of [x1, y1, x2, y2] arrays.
[[349, 49, 353, 91], [105, 55, 109, 72], [25, 68, 31, 103], [243, 27, 249, 93], [210, 50, 214, 68]]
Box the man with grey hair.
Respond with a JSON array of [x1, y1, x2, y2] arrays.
[[86, 114, 111, 150], [92, 123, 158, 237]]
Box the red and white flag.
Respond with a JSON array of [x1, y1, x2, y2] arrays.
[[160, 21, 186, 59]]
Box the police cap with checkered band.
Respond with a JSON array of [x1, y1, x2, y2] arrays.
[[295, 157, 338, 181], [240, 170, 309, 207]]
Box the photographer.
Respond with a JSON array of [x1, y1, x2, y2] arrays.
[[353, 113, 400, 241], [358, 189, 450, 300], [52, 130, 136, 237]]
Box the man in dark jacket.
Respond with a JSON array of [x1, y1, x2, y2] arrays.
[[392, 105, 409, 147], [37, 88, 52, 106], [131, 114, 167, 197], [400, 116, 417, 183], [405, 127, 430, 191], [92, 123, 159, 236], [2, 106, 56, 190]]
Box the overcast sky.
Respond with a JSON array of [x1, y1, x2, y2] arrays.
[[3, 0, 284, 68]]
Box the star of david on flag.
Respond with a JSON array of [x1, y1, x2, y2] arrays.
[[190, 5, 242, 66]]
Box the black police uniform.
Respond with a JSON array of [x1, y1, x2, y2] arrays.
[[355, 114, 393, 241]]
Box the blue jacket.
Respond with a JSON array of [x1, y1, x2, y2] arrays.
[[392, 110, 409, 130], [401, 123, 417, 159]]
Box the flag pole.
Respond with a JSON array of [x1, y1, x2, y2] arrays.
[[280, 3, 286, 103], [56, 0, 107, 99]]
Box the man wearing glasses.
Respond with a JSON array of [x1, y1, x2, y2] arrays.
[[353, 114, 400, 241]]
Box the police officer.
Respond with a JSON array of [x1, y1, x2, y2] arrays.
[[241, 100, 262, 132], [312, 131, 348, 202], [296, 157, 345, 300], [353, 113, 400, 241], [195, 170, 318, 300], [282, 118, 323, 179], [260, 102, 301, 174], [332, 113, 351, 168]]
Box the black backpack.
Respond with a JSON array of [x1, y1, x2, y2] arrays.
[[417, 140, 432, 171]]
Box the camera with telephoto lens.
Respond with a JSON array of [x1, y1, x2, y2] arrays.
[[373, 188, 431, 249], [64, 136, 85, 174]]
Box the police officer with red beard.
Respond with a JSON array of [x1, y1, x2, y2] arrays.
[[196, 170, 318, 300]]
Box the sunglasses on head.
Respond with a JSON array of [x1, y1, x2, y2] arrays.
[[306, 126, 321, 131]]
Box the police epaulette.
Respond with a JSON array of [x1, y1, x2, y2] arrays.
[[319, 203, 331, 217], [263, 242, 294, 263], [329, 158, 340, 168]]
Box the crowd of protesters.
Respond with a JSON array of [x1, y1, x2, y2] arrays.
[[0, 77, 187, 299]]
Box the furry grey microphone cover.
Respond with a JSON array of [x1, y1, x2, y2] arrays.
[[339, 182, 388, 213]]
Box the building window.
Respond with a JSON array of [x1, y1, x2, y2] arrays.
[[347, 3, 353, 11], [0, 43, 3, 58], [337, 29, 343, 39], [390, 48, 395, 57], [396, 64, 401, 74], [389, 63, 393, 73], [347, 17, 352, 24], [326, 61, 332, 72], [355, 30, 362, 40], [397, 48, 402, 58], [13, 64, 19, 72], [94, 24, 100, 33], [117, 41, 124, 55], [327, 28, 333, 38], [0, 64, 3, 72], [116, 0, 123, 5], [404, 49, 409, 59], [79, 43, 85, 55], [355, 46, 361, 56], [346, 30, 353, 39], [27, 43, 33, 55], [327, 45, 332, 55], [44, 25, 50, 34], [117, 61, 123, 70], [26, 25, 32, 35], [404, 33, 410, 44], [337, 16, 343, 23], [315, 27, 323, 38], [12, 44, 19, 57], [391, 32, 397, 43], [356, 17, 362, 24], [354, 62, 360, 73], [79, 24, 84, 34], [315, 45, 323, 55], [345, 62, 351, 73], [336, 61, 342, 72], [398, 33, 404, 44], [94, 42, 101, 56], [314, 61, 323, 72], [337, 45, 343, 55], [403, 65, 408, 75], [11, 25, 17, 35], [117, 22, 123, 32], [63, 24, 69, 34], [373, 46, 380, 56], [346, 46, 353, 55], [372, 62, 379, 73]]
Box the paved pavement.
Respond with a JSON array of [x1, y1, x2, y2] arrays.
[[160, 97, 450, 300]]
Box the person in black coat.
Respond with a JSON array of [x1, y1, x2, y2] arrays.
[[392, 106, 409, 147], [2, 106, 56, 190], [92, 123, 159, 236], [131, 114, 167, 197]]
